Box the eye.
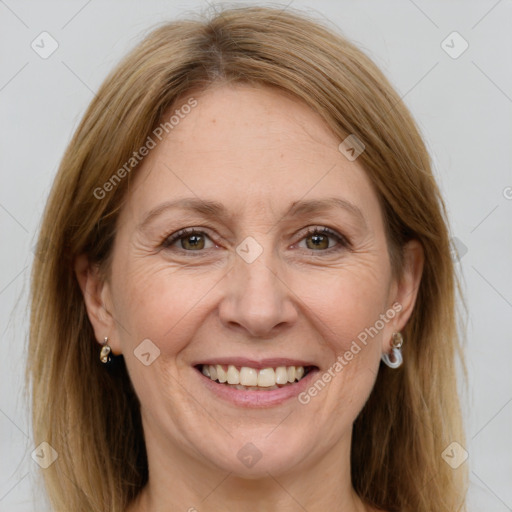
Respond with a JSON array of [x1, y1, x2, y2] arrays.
[[296, 226, 349, 252], [162, 228, 216, 251], [161, 226, 350, 255]]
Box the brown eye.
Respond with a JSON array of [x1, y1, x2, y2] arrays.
[[180, 232, 205, 250], [305, 232, 330, 250], [298, 227, 348, 252], [162, 229, 214, 251]]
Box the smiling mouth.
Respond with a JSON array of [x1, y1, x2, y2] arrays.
[[195, 364, 316, 391]]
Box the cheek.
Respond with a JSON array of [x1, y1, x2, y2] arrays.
[[290, 257, 390, 409], [111, 257, 225, 355], [294, 273, 387, 434], [292, 258, 391, 349]]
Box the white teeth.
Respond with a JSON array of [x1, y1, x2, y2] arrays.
[[217, 365, 227, 383], [275, 366, 288, 385], [257, 368, 276, 387], [227, 383, 279, 391], [226, 365, 240, 385], [239, 367, 258, 386], [200, 364, 309, 388]]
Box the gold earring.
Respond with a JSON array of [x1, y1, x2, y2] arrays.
[[100, 337, 112, 364]]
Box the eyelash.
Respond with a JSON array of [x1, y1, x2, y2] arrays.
[[161, 226, 350, 255]]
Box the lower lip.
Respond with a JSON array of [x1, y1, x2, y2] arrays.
[[195, 367, 319, 408]]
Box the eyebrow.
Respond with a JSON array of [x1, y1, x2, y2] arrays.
[[137, 196, 367, 231]]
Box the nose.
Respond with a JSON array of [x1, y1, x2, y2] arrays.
[[218, 248, 298, 339]]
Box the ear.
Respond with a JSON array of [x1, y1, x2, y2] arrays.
[[74, 254, 121, 355], [383, 239, 424, 349]]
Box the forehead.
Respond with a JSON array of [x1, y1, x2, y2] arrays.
[[121, 83, 383, 229]]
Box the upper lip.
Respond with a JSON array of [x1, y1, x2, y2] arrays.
[[193, 357, 318, 369]]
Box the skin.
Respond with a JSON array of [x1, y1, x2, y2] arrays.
[[76, 82, 423, 512]]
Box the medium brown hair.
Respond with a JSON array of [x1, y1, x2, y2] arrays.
[[28, 5, 468, 511]]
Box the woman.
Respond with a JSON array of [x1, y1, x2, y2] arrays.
[[27, 5, 468, 512]]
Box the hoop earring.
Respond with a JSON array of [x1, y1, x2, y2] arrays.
[[381, 332, 403, 369], [100, 336, 112, 364]]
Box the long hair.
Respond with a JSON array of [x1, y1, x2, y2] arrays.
[[27, 5, 468, 511]]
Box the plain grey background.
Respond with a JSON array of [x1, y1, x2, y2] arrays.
[[1, 0, 511, 510]]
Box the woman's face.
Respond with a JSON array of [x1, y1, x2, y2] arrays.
[[82, 83, 422, 479]]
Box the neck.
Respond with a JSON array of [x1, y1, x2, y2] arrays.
[[127, 422, 370, 512]]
